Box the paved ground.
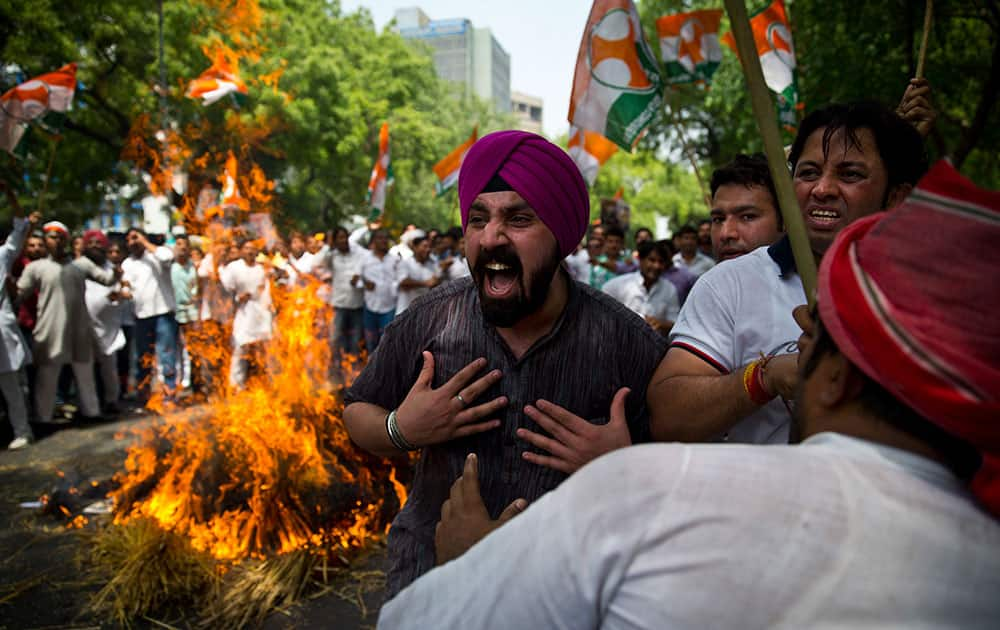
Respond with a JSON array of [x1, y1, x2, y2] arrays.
[[0, 411, 387, 629]]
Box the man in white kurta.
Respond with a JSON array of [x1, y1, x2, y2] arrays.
[[219, 240, 273, 387], [83, 230, 126, 412], [17, 222, 118, 422], [394, 235, 439, 314], [0, 198, 38, 448]]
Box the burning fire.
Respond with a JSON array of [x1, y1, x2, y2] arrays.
[[109, 280, 406, 562]]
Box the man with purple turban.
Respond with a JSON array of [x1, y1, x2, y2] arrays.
[[378, 161, 1000, 630], [344, 130, 667, 597]]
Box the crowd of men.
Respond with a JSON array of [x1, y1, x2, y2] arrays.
[[1, 76, 998, 626]]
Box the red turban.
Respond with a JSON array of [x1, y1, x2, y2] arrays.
[[819, 160, 1000, 515], [83, 228, 109, 249], [458, 130, 589, 259]]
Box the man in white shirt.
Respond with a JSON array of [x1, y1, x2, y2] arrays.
[[359, 229, 397, 352], [395, 235, 440, 314], [671, 224, 715, 277], [82, 230, 127, 414], [650, 100, 931, 444], [379, 166, 1000, 628], [326, 226, 365, 373], [121, 228, 177, 404], [602, 240, 679, 335], [219, 238, 273, 387]]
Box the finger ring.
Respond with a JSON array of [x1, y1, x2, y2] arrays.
[[456, 393, 467, 406]]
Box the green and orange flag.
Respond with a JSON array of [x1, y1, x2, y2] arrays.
[[433, 126, 477, 196], [567, 125, 618, 186], [722, 0, 800, 129], [569, 0, 663, 150], [0, 63, 77, 157], [186, 48, 248, 106], [366, 122, 393, 221], [656, 9, 724, 86]]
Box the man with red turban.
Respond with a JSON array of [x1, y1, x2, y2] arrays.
[[343, 130, 668, 597], [378, 160, 1000, 629]]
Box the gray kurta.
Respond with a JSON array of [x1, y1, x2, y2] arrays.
[[17, 255, 116, 365], [0, 216, 31, 373]]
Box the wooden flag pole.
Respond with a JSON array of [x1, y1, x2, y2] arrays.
[[666, 102, 712, 212], [36, 135, 62, 214], [915, 0, 934, 78], [723, 0, 816, 306]]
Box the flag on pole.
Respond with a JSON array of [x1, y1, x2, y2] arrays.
[[567, 126, 618, 186], [0, 63, 77, 156], [220, 151, 248, 210], [185, 49, 249, 106], [656, 9, 724, 85], [433, 126, 477, 196], [367, 122, 393, 221], [722, 0, 799, 129], [568, 0, 663, 151]]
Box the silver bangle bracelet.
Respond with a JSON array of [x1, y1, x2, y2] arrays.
[[385, 409, 418, 451]]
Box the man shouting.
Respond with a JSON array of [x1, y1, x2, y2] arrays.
[[343, 130, 666, 597]]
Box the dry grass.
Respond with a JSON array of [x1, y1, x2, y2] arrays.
[[88, 518, 217, 627]]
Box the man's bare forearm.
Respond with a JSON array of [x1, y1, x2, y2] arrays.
[[343, 401, 407, 458], [649, 371, 759, 442]]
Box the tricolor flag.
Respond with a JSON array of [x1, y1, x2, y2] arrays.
[[433, 126, 477, 196], [220, 151, 248, 210], [366, 122, 393, 221], [656, 9, 724, 86], [185, 50, 248, 106], [569, 0, 663, 150], [722, 0, 799, 129], [567, 126, 618, 186], [0, 63, 77, 156]]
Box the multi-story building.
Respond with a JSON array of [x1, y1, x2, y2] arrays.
[[511, 91, 543, 135], [394, 7, 511, 114]]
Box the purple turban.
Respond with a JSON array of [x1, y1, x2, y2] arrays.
[[458, 130, 589, 259]]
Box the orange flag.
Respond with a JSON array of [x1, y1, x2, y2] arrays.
[[567, 126, 618, 186], [433, 126, 477, 195]]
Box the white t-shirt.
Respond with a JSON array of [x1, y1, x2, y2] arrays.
[[85, 268, 127, 356], [395, 256, 438, 314], [602, 271, 680, 324], [565, 249, 592, 284], [327, 243, 365, 309], [360, 251, 399, 314], [669, 244, 803, 444], [121, 246, 176, 319], [672, 250, 716, 277], [219, 259, 272, 347], [380, 434, 1000, 630]]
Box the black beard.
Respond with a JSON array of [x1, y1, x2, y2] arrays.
[[473, 245, 562, 328]]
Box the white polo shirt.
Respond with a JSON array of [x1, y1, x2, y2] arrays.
[[602, 271, 680, 323], [672, 250, 715, 277], [360, 250, 399, 314], [395, 256, 438, 314], [669, 239, 805, 443]]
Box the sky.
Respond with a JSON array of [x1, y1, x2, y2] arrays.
[[338, 0, 593, 138]]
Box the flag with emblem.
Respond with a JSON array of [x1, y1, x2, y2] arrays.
[[567, 126, 618, 186], [367, 122, 393, 221], [433, 126, 477, 196], [656, 9, 724, 85], [185, 49, 249, 106], [569, 0, 663, 150], [722, 0, 799, 129], [0, 63, 77, 156]]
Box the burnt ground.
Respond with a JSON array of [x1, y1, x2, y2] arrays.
[[0, 410, 388, 630]]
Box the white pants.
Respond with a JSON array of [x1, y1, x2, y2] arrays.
[[35, 362, 100, 422], [0, 370, 31, 439], [96, 352, 119, 405], [229, 344, 250, 388]]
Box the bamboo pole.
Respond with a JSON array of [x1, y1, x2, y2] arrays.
[[915, 0, 933, 79], [723, 0, 816, 306], [36, 135, 61, 214], [666, 102, 711, 212]]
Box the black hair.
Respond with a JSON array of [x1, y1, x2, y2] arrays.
[[411, 235, 428, 248], [126, 227, 147, 238], [446, 226, 463, 241], [634, 227, 652, 238], [676, 224, 698, 238], [331, 226, 349, 240], [604, 226, 625, 240], [174, 234, 190, 244], [636, 240, 671, 261], [802, 316, 980, 480], [788, 101, 928, 196], [711, 153, 782, 229], [697, 218, 711, 228]]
